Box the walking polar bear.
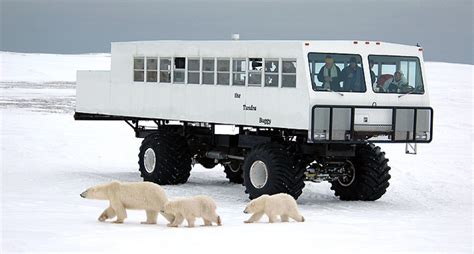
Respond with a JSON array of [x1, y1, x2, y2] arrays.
[[80, 181, 174, 224], [162, 195, 222, 227], [244, 193, 305, 223]]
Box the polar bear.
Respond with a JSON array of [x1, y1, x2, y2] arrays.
[[243, 193, 304, 223], [80, 181, 174, 224], [162, 195, 222, 227]]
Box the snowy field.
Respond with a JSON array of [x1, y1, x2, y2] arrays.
[[1, 51, 472, 253]]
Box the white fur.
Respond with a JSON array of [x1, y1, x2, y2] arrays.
[[80, 181, 174, 224], [243, 193, 305, 223], [163, 195, 222, 227]]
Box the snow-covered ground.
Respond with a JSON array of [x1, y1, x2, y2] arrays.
[[0, 52, 472, 253]]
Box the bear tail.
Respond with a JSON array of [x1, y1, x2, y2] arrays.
[[217, 216, 222, 226]]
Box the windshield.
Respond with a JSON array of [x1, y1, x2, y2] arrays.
[[369, 55, 424, 94], [308, 53, 366, 93]]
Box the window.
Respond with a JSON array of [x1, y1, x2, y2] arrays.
[[308, 53, 365, 92], [146, 57, 157, 82], [217, 59, 230, 85], [264, 59, 279, 87], [133, 57, 145, 82], [174, 57, 185, 83], [248, 58, 263, 86], [282, 59, 297, 88], [369, 55, 424, 94], [159, 58, 171, 83], [187, 58, 200, 84], [202, 58, 215, 85], [232, 59, 246, 86]]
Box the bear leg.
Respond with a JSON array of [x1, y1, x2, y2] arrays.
[[186, 217, 196, 228], [203, 218, 212, 226], [281, 214, 289, 222], [268, 213, 278, 223], [289, 211, 304, 222], [244, 212, 264, 223], [98, 206, 116, 222], [141, 210, 158, 224], [168, 213, 184, 227], [110, 201, 127, 223]]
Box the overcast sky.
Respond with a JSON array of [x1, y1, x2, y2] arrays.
[[1, 0, 472, 64]]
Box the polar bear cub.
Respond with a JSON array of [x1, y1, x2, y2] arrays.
[[80, 181, 174, 224], [244, 193, 305, 223], [162, 195, 222, 227]]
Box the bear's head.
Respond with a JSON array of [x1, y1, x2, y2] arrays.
[[80, 183, 109, 200], [161, 201, 175, 214], [244, 194, 269, 213]]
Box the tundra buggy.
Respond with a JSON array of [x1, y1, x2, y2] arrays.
[[75, 40, 433, 200]]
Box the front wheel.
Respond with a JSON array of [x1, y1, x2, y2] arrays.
[[223, 161, 243, 184], [330, 143, 391, 201]]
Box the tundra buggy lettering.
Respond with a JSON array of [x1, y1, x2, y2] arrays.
[[75, 40, 433, 201], [259, 117, 271, 125], [242, 104, 257, 111]]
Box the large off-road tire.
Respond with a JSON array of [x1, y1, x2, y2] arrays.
[[242, 143, 305, 200], [223, 161, 243, 184], [138, 132, 192, 185], [330, 143, 391, 201]]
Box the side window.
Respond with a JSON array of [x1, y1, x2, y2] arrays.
[[146, 57, 157, 82], [159, 58, 171, 83], [308, 53, 365, 92], [248, 58, 263, 86], [282, 59, 296, 88], [264, 59, 279, 87], [133, 57, 145, 82], [369, 55, 424, 94], [217, 59, 230, 85], [173, 57, 185, 83], [232, 59, 246, 86], [187, 58, 200, 84], [202, 58, 215, 85]]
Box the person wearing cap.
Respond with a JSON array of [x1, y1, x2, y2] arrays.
[[317, 55, 341, 91], [341, 57, 364, 92], [384, 71, 408, 92]]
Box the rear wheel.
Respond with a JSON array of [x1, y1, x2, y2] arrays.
[[138, 132, 192, 184], [242, 143, 305, 200], [330, 143, 391, 201]]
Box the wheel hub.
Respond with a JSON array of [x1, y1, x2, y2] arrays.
[[249, 160, 268, 189], [144, 148, 156, 173], [338, 161, 355, 187]]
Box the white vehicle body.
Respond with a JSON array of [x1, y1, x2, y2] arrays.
[[75, 40, 432, 143]]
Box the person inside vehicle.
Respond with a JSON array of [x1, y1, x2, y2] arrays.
[[317, 55, 341, 91], [384, 70, 408, 92], [369, 60, 376, 85], [341, 57, 364, 92]]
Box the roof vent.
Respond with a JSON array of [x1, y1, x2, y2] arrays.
[[232, 34, 240, 40]]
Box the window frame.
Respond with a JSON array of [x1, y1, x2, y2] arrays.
[[187, 57, 201, 85], [133, 56, 145, 82], [216, 58, 231, 86], [281, 58, 297, 88], [368, 54, 425, 95], [264, 58, 280, 88], [247, 57, 263, 87], [307, 52, 366, 93], [145, 57, 158, 83], [232, 58, 247, 86], [159, 57, 172, 84], [202, 57, 216, 85], [173, 57, 186, 84]]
